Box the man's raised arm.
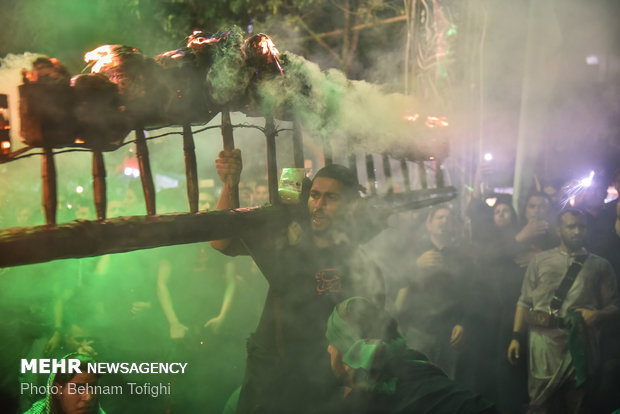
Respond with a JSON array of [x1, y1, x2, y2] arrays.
[[211, 149, 242, 252]]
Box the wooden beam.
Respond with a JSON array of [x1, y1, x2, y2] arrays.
[[0, 187, 456, 268], [0, 205, 287, 268]]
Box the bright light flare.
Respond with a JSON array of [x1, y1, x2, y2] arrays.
[[1, 141, 10, 150], [258, 36, 279, 57], [403, 114, 420, 122], [76, 186, 84, 194], [485, 197, 497, 207], [84, 45, 115, 73], [560, 171, 596, 208], [484, 153, 493, 162], [425, 116, 449, 128], [123, 167, 140, 177], [579, 171, 595, 188]]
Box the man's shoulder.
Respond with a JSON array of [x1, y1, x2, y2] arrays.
[[585, 252, 615, 270], [531, 247, 561, 263]]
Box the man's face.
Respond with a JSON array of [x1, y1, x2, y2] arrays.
[[558, 212, 587, 251], [426, 208, 451, 238], [64, 324, 97, 357], [55, 372, 99, 414], [308, 177, 345, 233], [525, 196, 550, 222]]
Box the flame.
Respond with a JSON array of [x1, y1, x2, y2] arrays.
[[243, 34, 284, 75], [159, 49, 185, 60], [258, 36, 279, 57], [1, 141, 10, 149], [425, 116, 449, 128], [74, 138, 85, 144], [84, 45, 115, 73], [187, 30, 224, 48]]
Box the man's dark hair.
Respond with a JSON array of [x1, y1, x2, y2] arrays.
[[556, 207, 586, 227], [520, 191, 553, 224], [312, 164, 362, 199], [427, 204, 452, 221], [524, 191, 552, 206]]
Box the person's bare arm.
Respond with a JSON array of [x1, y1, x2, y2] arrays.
[[44, 297, 64, 354], [204, 261, 237, 333], [157, 258, 188, 339], [507, 304, 528, 365], [211, 149, 242, 252]]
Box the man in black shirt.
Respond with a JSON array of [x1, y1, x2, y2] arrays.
[[394, 206, 471, 379], [212, 149, 385, 413]]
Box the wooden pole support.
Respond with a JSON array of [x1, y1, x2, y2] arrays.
[[92, 150, 107, 220], [382, 153, 393, 193], [400, 159, 411, 191], [41, 147, 57, 225], [134, 128, 156, 215], [265, 116, 279, 204], [435, 160, 445, 188], [366, 154, 377, 196], [220, 110, 239, 208], [418, 161, 428, 189], [182, 123, 199, 213]]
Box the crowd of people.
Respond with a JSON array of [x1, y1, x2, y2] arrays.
[[0, 152, 619, 413]]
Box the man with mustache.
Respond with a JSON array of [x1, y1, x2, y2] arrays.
[[212, 149, 385, 414], [507, 208, 619, 414]]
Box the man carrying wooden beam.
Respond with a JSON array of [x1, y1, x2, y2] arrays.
[[212, 149, 385, 414]]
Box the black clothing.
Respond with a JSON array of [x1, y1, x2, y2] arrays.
[[341, 349, 497, 414], [223, 221, 385, 413], [395, 236, 476, 382]]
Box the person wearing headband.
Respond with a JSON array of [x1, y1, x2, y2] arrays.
[[326, 297, 496, 414], [24, 353, 105, 414]]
